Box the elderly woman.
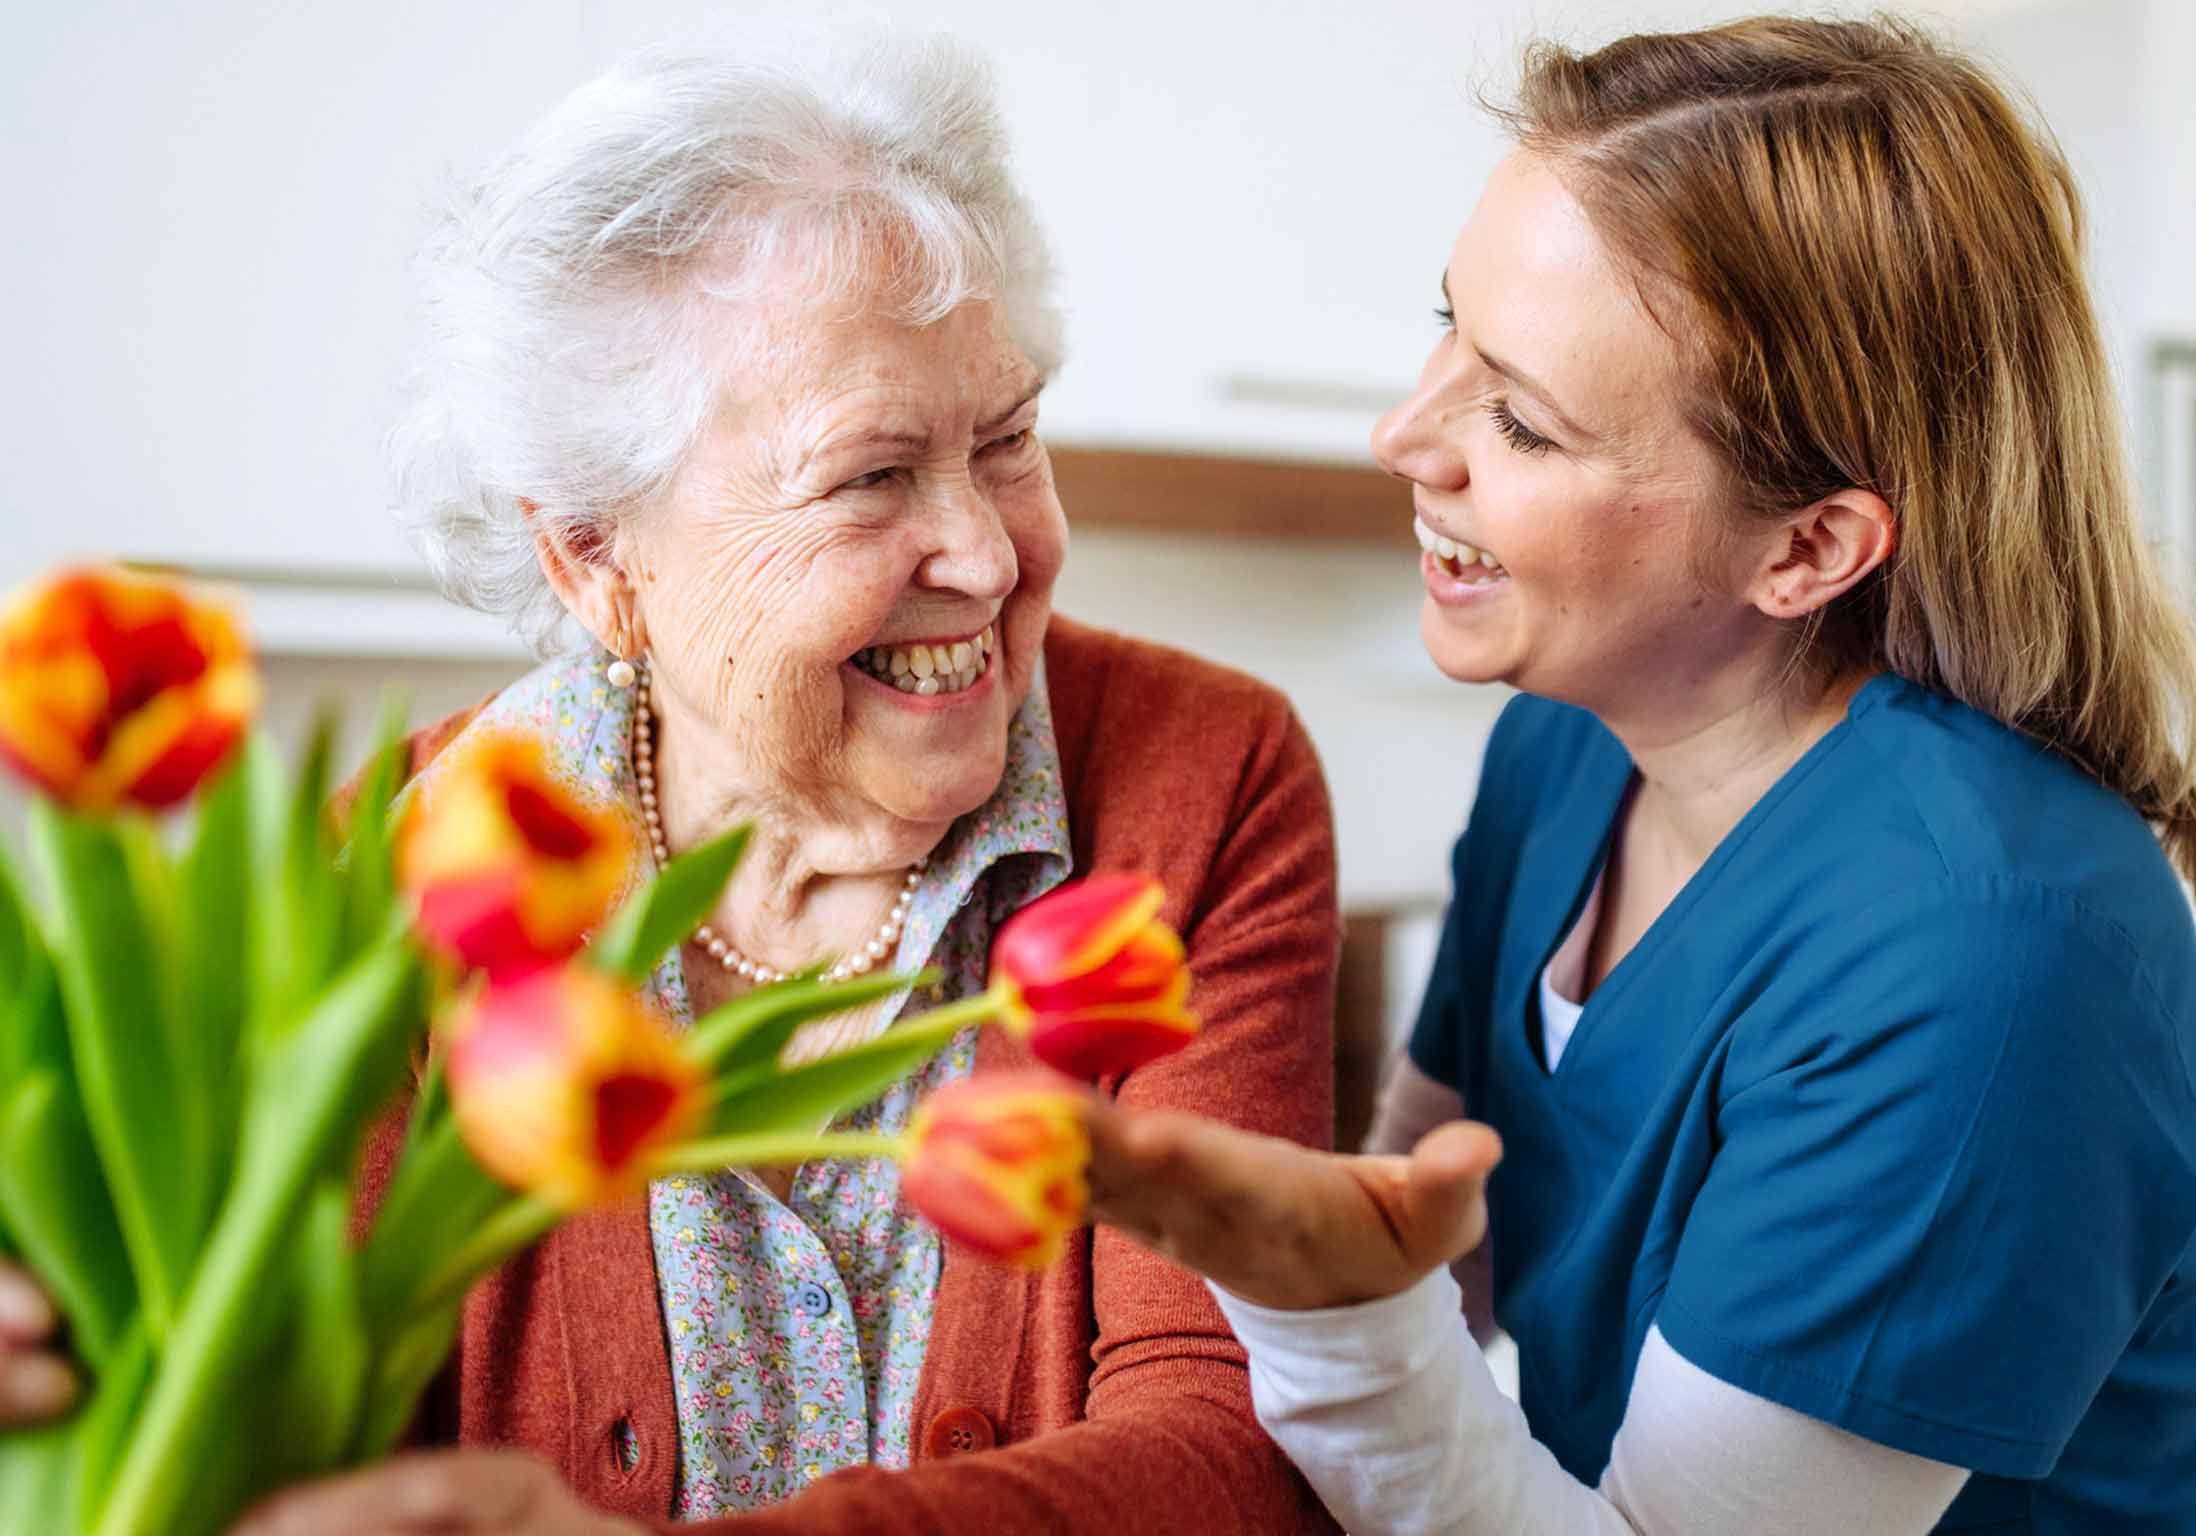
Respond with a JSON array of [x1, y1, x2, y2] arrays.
[[1085, 16, 2196, 1536], [0, 31, 1339, 1536]]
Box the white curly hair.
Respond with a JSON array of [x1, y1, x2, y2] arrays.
[[388, 25, 1064, 653]]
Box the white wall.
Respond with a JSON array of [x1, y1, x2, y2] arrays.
[[3, 0, 2187, 924], [11, 0, 2182, 576]]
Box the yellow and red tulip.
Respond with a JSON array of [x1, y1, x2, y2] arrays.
[[441, 964, 706, 1210], [397, 731, 632, 981], [899, 1073, 1090, 1269], [988, 875, 1200, 1080], [0, 565, 259, 813]]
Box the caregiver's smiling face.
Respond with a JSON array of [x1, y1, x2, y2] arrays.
[[1373, 150, 1771, 719]]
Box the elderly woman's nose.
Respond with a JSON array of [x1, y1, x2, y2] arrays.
[[915, 486, 1019, 598], [1372, 380, 1469, 494]]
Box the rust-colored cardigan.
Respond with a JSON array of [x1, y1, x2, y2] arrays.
[[355, 617, 1344, 1534]]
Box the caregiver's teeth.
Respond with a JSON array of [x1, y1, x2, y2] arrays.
[[1411, 515, 1509, 581], [854, 625, 997, 696]]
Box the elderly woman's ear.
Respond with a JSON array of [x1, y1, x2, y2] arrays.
[[525, 502, 649, 662]]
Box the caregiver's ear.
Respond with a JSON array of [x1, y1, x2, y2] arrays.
[[1744, 486, 1896, 620], [525, 499, 648, 657]]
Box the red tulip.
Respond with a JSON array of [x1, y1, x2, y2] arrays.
[[0, 565, 259, 812], [397, 731, 632, 981], [988, 875, 1200, 1079], [900, 1074, 1090, 1269], [442, 965, 706, 1209]]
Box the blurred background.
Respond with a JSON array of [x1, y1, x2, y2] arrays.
[[5, 0, 2192, 1145]]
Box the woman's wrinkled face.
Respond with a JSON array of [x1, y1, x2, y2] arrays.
[[1373, 151, 1764, 717], [625, 268, 1066, 833]]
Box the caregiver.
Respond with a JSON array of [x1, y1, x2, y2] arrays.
[[1089, 15, 2196, 1535]]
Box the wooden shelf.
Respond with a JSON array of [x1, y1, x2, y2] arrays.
[[1048, 445, 1414, 545]]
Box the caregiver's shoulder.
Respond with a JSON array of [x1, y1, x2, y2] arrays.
[[1843, 672, 2195, 979]]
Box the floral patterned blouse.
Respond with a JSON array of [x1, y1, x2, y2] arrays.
[[443, 649, 1072, 1517]]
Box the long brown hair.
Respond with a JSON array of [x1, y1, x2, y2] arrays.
[[1506, 15, 2196, 881]]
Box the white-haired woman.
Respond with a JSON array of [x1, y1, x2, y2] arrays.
[[0, 31, 1341, 1536]]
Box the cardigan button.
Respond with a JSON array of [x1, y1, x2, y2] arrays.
[[923, 1406, 997, 1458]]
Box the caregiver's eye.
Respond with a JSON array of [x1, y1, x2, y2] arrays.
[[1433, 303, 1456, 331], [1486, 399, 1555, 456]]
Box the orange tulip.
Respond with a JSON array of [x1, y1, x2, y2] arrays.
[[442, 965, 706, 1209], [0, 565, 259, 812], [988, 875, 1200, 1080], [397, 731, 632, 981], [900, 1073, 1090, 1269]]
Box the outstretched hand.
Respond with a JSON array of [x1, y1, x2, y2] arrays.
[[1084, 1103, 1503, 1310]]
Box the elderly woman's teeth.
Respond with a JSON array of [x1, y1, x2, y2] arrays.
[[1412, 515, 1509, 581], [853, 626, 996, 696]]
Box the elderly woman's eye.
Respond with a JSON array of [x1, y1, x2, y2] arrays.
[[984, 429, 1035, 455], [841, 467, 898, 491]]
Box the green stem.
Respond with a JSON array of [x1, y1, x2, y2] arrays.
[[893, 984, 1011, 1039], [408, 1195, 559, 1317], [651, 1129, 911, 1174]]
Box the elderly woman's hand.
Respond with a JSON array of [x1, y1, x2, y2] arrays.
[[229, 1450, 650, 1536], [1086, 1102, 1503, 1311], [0, 1258, 77, 1426]]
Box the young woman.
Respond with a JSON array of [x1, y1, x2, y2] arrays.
[[1091, 16, 2196, 1534]]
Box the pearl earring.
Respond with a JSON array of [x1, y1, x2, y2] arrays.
[[606, 656, 638, 689]]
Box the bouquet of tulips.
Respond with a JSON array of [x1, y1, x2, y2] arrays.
[[0, 566, 1202, 1536]]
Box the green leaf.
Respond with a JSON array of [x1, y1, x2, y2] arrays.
[[707, 1019, 966, 1138], [0, 839, 65, 1091], [269, 1181, 369, 1474], [352, 1299, 463, 1461], [588, 824, 751, 985], [356, 1113, 508, 1342], [687, 968, 929, 1078], [0, 1418, 79, 1533], [177, 747, 257, 1143], [0, 1071, 135, 1367], [120, 1183, 368, 1536], [69, 1317, 153, 1532], [93, 936, 423, 1536], [116, 814, 223, 1241], [340, 691, 411, 956], [31, 803, 203, 1343], [250, 709, 345, 1039]]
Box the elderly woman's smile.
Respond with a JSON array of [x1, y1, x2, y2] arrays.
[[846, 625, 997, 697]]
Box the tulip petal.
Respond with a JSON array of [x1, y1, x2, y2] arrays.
[[901, 1075, 1090, 1269], [443, 967, 705, 1210], [0, 567, 257, 813], [899, 1155, 1045, 1262], [991, 875, 1165, 987], [399, 731, 633, 979], [1027, 1007, 1200, 1080]]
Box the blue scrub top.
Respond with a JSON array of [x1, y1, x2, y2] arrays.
[[1408, 675, 2196, 1532]]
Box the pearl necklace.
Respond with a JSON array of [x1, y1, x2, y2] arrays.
[[631, 668, 922, 985]]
